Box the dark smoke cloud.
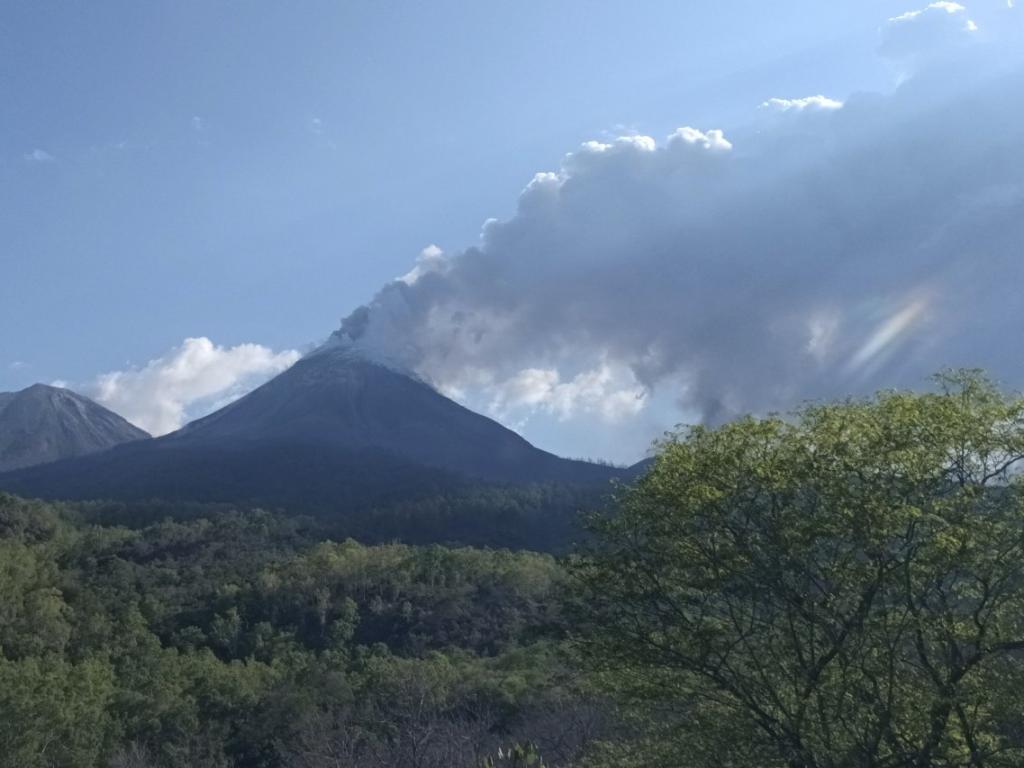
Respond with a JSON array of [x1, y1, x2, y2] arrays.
[[327, 3, 1024, 445]]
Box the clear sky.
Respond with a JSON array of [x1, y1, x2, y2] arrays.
[[3, 1, 1022, 462]]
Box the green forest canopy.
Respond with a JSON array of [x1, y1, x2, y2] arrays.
[[3, 371, 1024, 767]]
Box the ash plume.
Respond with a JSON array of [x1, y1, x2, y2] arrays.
[[329, 3, 1024, 438]]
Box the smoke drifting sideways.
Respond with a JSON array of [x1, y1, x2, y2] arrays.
[[327, 2, 1024, 453]]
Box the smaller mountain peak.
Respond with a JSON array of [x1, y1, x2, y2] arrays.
[[15, 383, 97, 407], [0, 382, 149, 472], [23, 382, 63, 393], [14, 383, 72, 403]]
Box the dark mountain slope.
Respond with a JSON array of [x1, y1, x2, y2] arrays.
[[171, 346, 615, 484], [0, 350, 621, 510], [0, 384, 149, 471], [625, 456, 655, 480], [1, 439, 463, 508]]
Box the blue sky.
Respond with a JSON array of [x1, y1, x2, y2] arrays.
[[3, 1, 1022, 462]]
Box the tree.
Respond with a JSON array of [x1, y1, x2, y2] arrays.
[[0, 539, 71, 658], [576, 371, 1024, 768], [0, 655, 115, 768]]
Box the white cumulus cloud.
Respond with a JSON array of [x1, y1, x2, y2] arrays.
[[90, 337, 300, 435], [889, 2, 967, 23], [881, 2, 979, 64], [487, 363, 646, 424], [761, 95, 844, 112]]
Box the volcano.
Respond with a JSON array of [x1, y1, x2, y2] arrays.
[[0, 384, 149, 472], [0, 348, 621, 509]]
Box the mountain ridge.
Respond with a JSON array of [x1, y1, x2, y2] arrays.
[[0, 351, 624, 509], [167, 346, 614, 484], [0, 383, 150, 471]]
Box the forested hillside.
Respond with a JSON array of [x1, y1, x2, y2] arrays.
[[0, 493, 606, 767], [71, 480, 610, 553]]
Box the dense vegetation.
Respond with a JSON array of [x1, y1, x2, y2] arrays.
[[0, 494, 605, 768], [577, 372, 1024, 767], [73, 481, 609, 554], [5, 371, 1024, 767]]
